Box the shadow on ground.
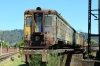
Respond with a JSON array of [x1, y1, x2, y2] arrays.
[[19, 64, 29, 66], [65, 53, 72, 66]]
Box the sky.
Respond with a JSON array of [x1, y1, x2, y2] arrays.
[[0, 0, 99, 34]]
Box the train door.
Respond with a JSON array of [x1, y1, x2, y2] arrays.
[[31, 12, 44, 46], [34, 12, 43, 32]]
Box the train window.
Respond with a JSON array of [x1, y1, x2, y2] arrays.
[[34, 13, 43, 27], [35, 17, 42, 26], [26, 16, 32, 26], [45, 16, 52, 26]]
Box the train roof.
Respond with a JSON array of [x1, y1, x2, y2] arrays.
[[24, 7, 77, 33]]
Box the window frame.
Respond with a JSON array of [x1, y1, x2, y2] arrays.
[[44, 14, 53, 26], [26, 16, 32, 27]]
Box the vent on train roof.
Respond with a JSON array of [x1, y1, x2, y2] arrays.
[[36, 7, 41, 10]]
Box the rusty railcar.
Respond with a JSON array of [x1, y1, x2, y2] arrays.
[[22, 7, 86, 64], [24, 7, 85, 49]]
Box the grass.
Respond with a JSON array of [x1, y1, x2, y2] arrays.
[[91, 52, 96, 57], [0, 53, 26, 66]]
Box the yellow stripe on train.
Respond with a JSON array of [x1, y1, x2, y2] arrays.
[[35, 26, 39, 32]]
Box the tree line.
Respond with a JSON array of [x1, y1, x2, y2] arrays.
[[0, 29, 23, 44]]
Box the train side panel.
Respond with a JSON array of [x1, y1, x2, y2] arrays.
[[52, 15, 57, 44], [24, 15, 32, 47], [54, 15, 73, 46]]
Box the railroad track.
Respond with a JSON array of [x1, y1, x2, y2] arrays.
[[0, 52, 18, 63]]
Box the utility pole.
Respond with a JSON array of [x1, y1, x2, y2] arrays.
[[88, 0, 100, 60], [98, 0, 100, 52], [98, 0, 100, 60], [88, 0, 92, 56]]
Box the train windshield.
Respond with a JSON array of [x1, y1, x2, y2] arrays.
[[34, 13, 43, 32], [35, 17, 42, 26], [26, 16, 32, 26]]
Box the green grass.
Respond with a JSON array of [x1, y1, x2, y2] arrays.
[[91, 52, 96, 57], [0, 54, 26, 66]]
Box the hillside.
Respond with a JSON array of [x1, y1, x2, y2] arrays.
[[0, 29, 98, 45], [0, 29, 23, 44]]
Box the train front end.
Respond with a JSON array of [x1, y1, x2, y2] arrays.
[[24, 7, 53, 49]]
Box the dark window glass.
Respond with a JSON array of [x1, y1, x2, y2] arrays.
[[35, 17, 42, 26]]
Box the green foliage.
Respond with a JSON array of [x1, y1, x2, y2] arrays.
[[3, 42, 8, 48], [0, 41, 8, 48], [29, 55, 43, 66], [46, 51, 61, 66], [29, 51, 62, 66], [18, 39, 25, 47], [86, 39, 98, 46], [91, 39, 98, 45]]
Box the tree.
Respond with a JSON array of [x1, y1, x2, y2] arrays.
[[18, 39, 25, 47], [14, 43, 18, 47], [0, 41, 8, 48], [91, 39, 98, 46]]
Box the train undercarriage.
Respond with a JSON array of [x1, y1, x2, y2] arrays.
[[22, 40, 85, 64]]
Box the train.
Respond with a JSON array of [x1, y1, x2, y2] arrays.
[[24, 7, 86, 49]]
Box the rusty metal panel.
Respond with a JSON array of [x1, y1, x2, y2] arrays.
[[52, 15, 57, 44], [44, 15, 58, 45], [22, 49, 47, 54], [24, 15, 32, 40], [44, 26, 54, 44], [57, 17, 62, 40]]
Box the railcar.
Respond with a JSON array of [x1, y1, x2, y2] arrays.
[[24, 7, 85, 49]]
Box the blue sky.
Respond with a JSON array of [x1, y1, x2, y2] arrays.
[[0, 0, 98, 34]]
